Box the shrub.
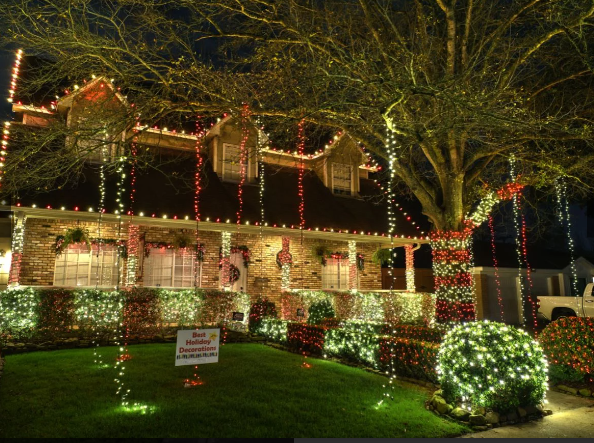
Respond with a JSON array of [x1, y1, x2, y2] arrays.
[[287, 323, 326, 354], [307, 299, 335, 325], [123, 288, 162, 337], [548, 363, 585, 384], [325, 328, 381, 367], [74, 289, 123, 334], [437, 321, 548, 412], [333, 292, 363, 320], [248, 298, 277, 333], [37, 289, 76, 338], [0, 288, 39, 340], [379, 336, 440, 382], [539, 317, 594, 377], [340, 320, 386, 335], [388, 324, 445, 343], [199, 290, 235, 325], [280, 291, 306, 321], [383, 292, 436, 326], [159, 289, 203, 327], [257, 318, 289, 344]]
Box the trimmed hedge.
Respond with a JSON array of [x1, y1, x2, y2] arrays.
[[379, 336, 440, 383], [257, 317, 441, 382], [539, 317, 594, 378], [0, 287, 252, 343], [281, 290, 436, 326], [287, 323, 327, 355]]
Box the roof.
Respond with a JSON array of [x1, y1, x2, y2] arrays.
[[11, 155, 427, 240]]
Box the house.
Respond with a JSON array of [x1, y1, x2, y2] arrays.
[[1, 77, 428, 305]]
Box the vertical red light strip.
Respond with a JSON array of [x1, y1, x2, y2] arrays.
[[517, 193, 539, 335], [236, 104, 250, 227], [488, 215, 506, 322], [297, 119, 306, 230]]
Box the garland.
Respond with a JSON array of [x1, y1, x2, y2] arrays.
[[219, 245, 250, 268], [54, 229, 127, 258], [144, 242, 205, 261]]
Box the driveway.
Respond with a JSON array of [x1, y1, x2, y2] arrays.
[[462, 390, 594, 438]]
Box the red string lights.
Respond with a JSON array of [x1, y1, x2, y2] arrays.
[[488, 215, 506, 322], [516, 193, 539, 334], [236, 104, 250, 227], [297, 118, 306, 230]]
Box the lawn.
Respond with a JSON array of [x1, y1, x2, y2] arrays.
[[0, 343, 468, 438]]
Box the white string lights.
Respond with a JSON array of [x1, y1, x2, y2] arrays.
[[555, 178, 579, 296]]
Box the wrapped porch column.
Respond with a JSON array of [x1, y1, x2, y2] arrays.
[[405, 244, 415, 292], [348, 240, 357, 291], [125, 224, 140, 287], [221, 231, 232, 290], [8, 211, 26, 286]]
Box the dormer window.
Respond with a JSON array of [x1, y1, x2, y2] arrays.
[[222, 143, 248, 182], [332, 163, 352, 195]]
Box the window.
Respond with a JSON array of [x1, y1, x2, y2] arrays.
[[54, 244, 119, 287], [322, 257, 349, 290], [144, 248, 202, 288], [223, 143, 248, 181], [332, 163, 352, 195]]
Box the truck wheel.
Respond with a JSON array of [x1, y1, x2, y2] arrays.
[[552, 309, 576, 321]]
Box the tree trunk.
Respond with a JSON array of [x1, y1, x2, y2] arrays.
[[429, 174, 475, 324]]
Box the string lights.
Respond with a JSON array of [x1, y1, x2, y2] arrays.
[[7, 49, 23, 104], [488, 215, 506, 322], [555, 178, 579, 297], [236, 104, 250, 228], [194, 116, 206, 288], [348, 241, 358, 291], [8, 214, 26, 286], [404, 245, 415, 293], [297, 119, 306, 230], [277, 237, 292, 290], [221, 232, 232, 290]]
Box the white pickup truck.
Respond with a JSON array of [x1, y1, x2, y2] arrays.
[[537, 283, 594, 321]]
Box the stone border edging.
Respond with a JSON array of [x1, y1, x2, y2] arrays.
[[554, 384, 594, 398], [427, 389, 552, 431]]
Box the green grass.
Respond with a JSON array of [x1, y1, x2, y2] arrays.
[[0, 343, 468, 438]]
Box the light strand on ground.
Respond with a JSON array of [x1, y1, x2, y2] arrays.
[[488, 215, 506, 322]]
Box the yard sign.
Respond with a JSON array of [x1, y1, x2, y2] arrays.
[[175, 329, 220, 366]]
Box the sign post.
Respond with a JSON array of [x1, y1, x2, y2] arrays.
[[176, 328, 220, 387]]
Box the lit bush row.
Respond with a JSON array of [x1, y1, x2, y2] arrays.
[[280, 290, 436, 326], [0, 287, 251, 341], [256, 317, 439, 382]]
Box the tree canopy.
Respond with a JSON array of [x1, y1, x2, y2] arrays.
[[1, 0, 594, 231]]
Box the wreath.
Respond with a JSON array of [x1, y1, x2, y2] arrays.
[[356, 253, 365, 271], [229, 263, 241, 283]]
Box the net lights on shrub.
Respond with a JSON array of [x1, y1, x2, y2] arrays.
[[437, 321, 549, 412], [539, 317, 593, 377], [0, 287, 38, 339]]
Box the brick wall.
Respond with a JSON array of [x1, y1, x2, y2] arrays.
[[19, 217, 384, 307]]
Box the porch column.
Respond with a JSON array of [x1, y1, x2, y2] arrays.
[[125, 224, 140, 287], [405, 244, 415, 292], [221, 231, 232, 290], [279, 236, 292, 290], [8, 211, 26, 286], [348, 240, 357, 291]]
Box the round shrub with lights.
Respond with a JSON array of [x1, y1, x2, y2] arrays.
[[539, 317, 593, 379], [437, 321, 548, 412]]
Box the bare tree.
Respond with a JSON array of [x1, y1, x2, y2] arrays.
[[1, 0, 593, 322]]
